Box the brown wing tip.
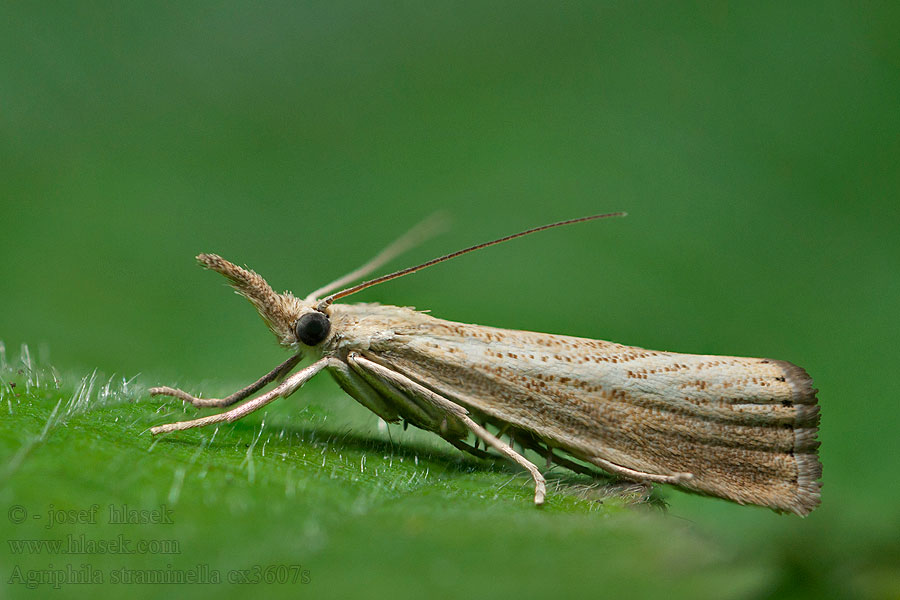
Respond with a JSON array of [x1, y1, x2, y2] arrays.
[[770, 359, 819, 402], [767, 359, 822, 516], [791, 455, 823, 516]]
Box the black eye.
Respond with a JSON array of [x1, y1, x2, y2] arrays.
[[295, 311, 331, 346]]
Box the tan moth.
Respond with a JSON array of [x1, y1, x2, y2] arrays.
[[150, 214, 822, 515]]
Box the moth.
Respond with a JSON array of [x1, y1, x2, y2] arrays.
[[150, 213, 822, 515]]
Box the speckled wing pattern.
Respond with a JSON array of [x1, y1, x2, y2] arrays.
[[331, 304, 822, 516]]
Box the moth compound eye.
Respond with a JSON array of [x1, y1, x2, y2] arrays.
[[295, 312, 331, 346]]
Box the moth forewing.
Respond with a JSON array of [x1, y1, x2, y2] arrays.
[[326, 304, 821, 516], [149, 214, 821, 515]]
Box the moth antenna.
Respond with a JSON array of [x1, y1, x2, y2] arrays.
[[317, 212, 626, 310], [305, 211, 450, 301]]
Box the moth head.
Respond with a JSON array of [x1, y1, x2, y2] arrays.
[[197, 253, 313, 347]]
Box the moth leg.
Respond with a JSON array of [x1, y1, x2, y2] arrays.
[[347, 355, 458, 436], [462, 417, 547, 505], [342, 355, 496, 463], [349, 353, 546, 505], [587, 455, 694, 485], [509, 431, 599, 478], [445, 436, 493, 460], [150, 357, 329, 435], [545, 450, 599, 478], [150, 354, 302, 408], [325, 358, 401, 423]]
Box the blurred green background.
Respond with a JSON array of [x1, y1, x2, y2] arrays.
[[2, 2, 898, 598]]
